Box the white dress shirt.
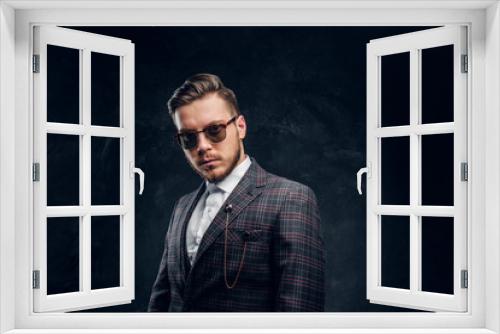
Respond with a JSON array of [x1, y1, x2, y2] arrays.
[[186, 155, 252, 265]]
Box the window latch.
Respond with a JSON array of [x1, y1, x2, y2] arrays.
[[130, 162, 145, 195], [356, 162, 371, 195]]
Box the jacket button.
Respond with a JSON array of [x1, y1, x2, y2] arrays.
[[242, 231, 251, 241]]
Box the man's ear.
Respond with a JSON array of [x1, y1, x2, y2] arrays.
[[236, 115, 247, 140]]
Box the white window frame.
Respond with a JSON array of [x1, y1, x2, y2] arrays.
[[0, 1, 498, 333]]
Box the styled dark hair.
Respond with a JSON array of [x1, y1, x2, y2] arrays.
[[167, 73, 240, 124]]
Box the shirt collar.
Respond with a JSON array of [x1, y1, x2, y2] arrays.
[[205, 155, 252, 194]]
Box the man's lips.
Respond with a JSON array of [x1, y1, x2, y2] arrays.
[[200, 159, 218, 166]]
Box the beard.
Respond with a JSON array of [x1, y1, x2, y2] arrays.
[[188, 144, 242, 183]]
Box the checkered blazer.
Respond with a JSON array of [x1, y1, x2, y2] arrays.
[[148, 157, 325, 312]]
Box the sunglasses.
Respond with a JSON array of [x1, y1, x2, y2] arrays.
[[175, 115, 239, 150]]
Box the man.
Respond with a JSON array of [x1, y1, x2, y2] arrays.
[[148, 73, 325, 312]]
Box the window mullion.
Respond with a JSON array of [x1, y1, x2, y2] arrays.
[[375, 123, 454, 137], [45, 122, 127, 138], [409, 49, 420, 293], [81, 48, 92, 294], [374, 205, 454, 216]]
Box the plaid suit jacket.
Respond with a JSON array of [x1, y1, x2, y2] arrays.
[[148, 157, 325, 312]]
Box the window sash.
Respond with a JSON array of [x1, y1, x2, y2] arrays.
[[366, 25, 468, 312], [32, 26, 136, 312]]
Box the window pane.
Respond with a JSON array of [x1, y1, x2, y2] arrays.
[[47, 45, 80, 124], [381, 136, 410, 205], [421, 216, 454, 294], [91, 137, 121, 205], [381, 215, 410, 289], [47, 134, 80, 206], [91, 52, 120, 127], [381, 52, 410, 127], [421, 45, 454, 124], [47, 217, 80, 295], [421, 134, 454, 206], [91, 216, 120, 290]]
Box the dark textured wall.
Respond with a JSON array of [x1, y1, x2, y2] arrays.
[[48, 26, 449, 312]]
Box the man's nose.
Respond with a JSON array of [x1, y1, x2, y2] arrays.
[[196, 132, 212, 153]]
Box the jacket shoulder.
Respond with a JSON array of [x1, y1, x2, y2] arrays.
[[264, 172, 316, 199]]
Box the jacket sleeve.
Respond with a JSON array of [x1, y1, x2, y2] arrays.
[[273, 185, 325, 311], [147, 199, 178, 312]]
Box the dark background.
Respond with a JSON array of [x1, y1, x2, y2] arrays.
[[46, 26, 455, 312]]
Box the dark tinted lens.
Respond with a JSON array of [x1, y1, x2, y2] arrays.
[[206, 125, 225, 142], [179, 132, 197, 149]]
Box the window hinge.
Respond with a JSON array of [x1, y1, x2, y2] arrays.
[[461, 162, 468, 182], [461, 269, 468, 289], [461, 54, 468, 73], [33, 270, 40, 289], [32, 55, 40, 73], [33, 163, 40, 182]]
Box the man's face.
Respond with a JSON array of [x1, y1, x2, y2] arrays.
[[174, 93, 247, 183]]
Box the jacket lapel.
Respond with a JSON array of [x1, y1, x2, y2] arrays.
[[188, 158, 267, 272]]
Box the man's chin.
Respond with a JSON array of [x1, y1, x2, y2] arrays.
[[200, 167, 223, 182]]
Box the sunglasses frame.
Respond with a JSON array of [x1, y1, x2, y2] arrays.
[[175, 115, 239, 150]]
